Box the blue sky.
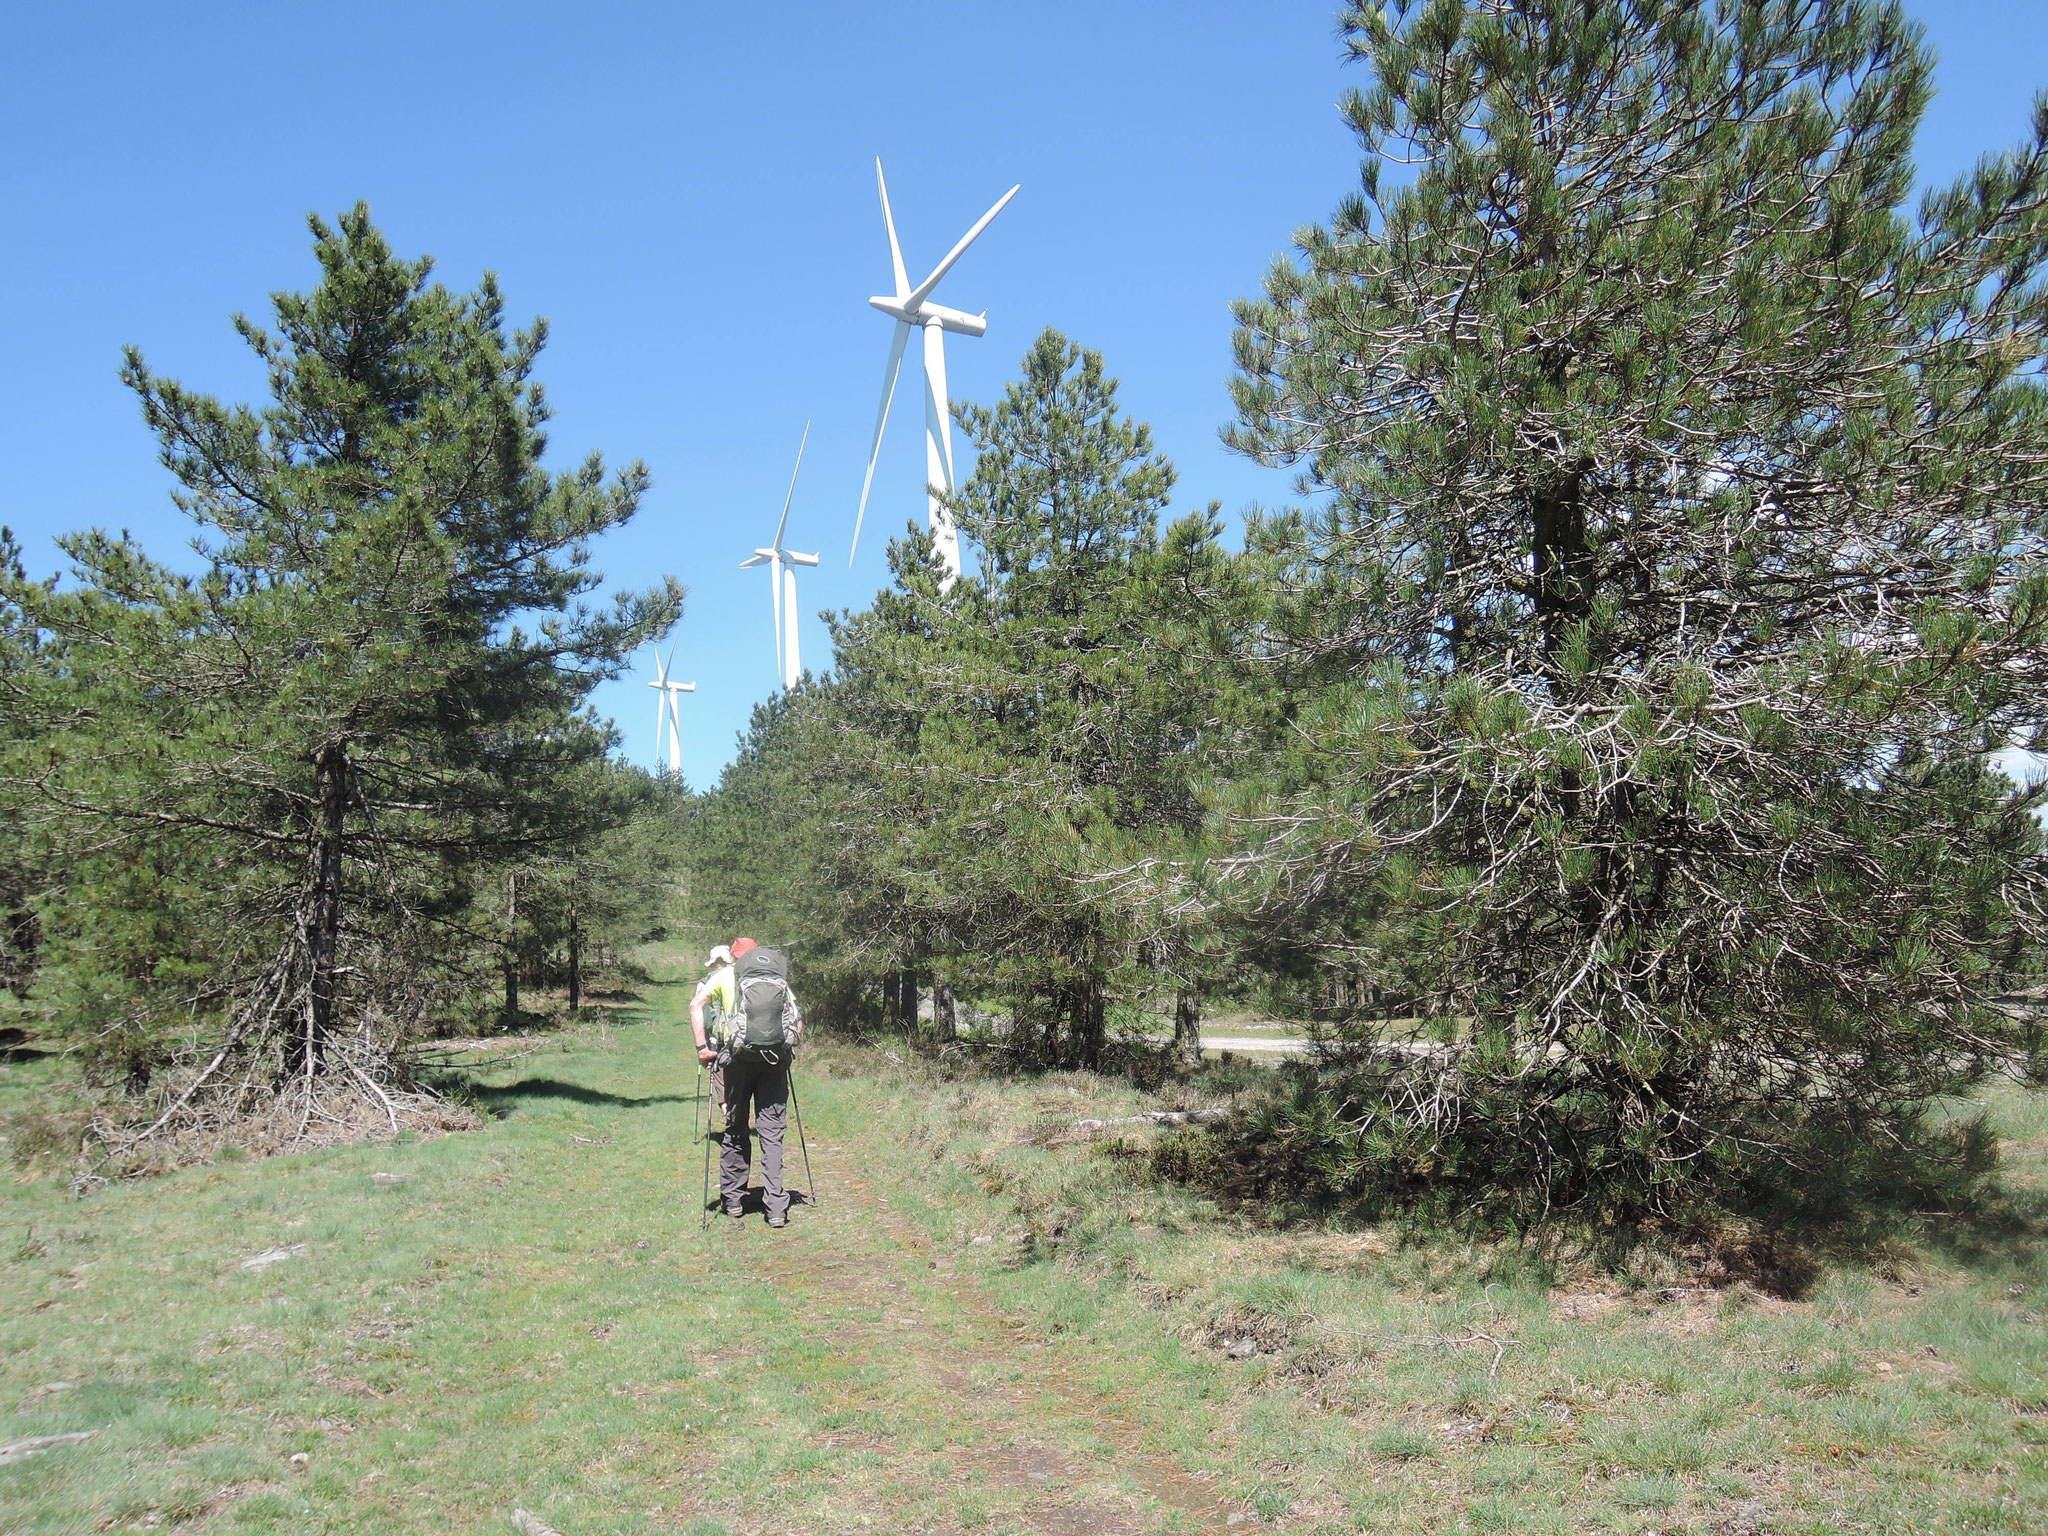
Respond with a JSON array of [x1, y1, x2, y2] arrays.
[[5, 1, 2046, 792]]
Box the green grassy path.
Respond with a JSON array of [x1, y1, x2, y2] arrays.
[[1, 961, 1232, 1535]]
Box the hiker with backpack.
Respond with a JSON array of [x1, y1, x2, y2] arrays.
[[714, 937, 804, 1228]]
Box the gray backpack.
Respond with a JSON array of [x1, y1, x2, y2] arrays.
[[733, 947, 797, 1054]]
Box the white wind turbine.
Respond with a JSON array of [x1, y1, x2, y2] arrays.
[[646, 640, 695, 776], [851, 159, 1019, 581], [741, 423, 820, 691]]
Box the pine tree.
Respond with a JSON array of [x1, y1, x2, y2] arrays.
[[817, 330, 1234, 1064], [11, 207, 681, 1155], [1219, 0, 2048, 1217], [0, 528, 54, 1001]]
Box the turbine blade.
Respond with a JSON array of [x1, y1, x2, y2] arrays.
[[877, 158, 909, 300], [739, 553, 771, 568], [907, 183, 1018, 310], [923, 318, 956, 493], [774, 420, 810, 550], [851, 319, 911, 566]]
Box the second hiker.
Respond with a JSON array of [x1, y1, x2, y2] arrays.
[[689, 942, 736, 1114]]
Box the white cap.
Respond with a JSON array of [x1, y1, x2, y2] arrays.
[[704, 944, 733, 969]]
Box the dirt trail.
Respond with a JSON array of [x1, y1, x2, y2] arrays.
[[702, 1125, 1236, 1535]]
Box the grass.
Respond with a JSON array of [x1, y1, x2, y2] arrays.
[[1, 949, 2044, 1533]]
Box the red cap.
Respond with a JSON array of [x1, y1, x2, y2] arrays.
[[730, 937, 759, 960]]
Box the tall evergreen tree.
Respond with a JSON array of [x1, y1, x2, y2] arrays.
[[9, 207, 680, 1151], [1219, 0, 2048, 1216], [0, 528, 54, 1001], [817, 330, 1235, 1063]]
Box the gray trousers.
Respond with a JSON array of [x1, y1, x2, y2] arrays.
[[719, 1051, 789, 1218]]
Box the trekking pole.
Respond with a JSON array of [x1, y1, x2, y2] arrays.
[[700, 1064, 716, 1236], [700, 1070, 717, 1230], [788, 1065, 818, 1211], [689, 1063, 703, 1226]]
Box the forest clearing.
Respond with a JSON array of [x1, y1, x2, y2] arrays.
[[4, 945, 2044, 1536]]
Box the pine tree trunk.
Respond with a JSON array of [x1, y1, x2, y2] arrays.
[[503, 871, 519, 1027], [294, 739, 347, 1078], [1173, 987, 1202, 1066], [1531, 463, 1594, 681], [933, 982, 957, 1042], [1075, 975, 1107, 1069], [884, 967, 922, 1034], [567, 902, 582, 1013]]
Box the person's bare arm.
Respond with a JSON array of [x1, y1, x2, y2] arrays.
[[690, 987, 715, 1063]]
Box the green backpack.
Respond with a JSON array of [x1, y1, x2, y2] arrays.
[[733, 947, 796, 1055]]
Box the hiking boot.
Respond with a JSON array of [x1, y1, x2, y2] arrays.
[[724, 1203, 744, 1221], [766, 1213, 787, 1230]]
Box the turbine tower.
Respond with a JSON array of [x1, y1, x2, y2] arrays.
[[646, 640, 695, 776], [851, 159, 1019, 580], [742, 423, 820, 691]]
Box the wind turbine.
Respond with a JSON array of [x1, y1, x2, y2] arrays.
[[851, 159, 1019, 581], [646, 640, 695, 776], [742, 423, 820, 691]]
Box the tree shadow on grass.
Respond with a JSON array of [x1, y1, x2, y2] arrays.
[[475, 1077, 692, 1113], [1, 1039, 56, 1066], [578, 986, 648, 1006], [1149, 1071, 2048, 1294], [1729, 1100, 2048, 1284]]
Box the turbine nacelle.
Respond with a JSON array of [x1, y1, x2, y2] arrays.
[[866, 295, 989, 336]]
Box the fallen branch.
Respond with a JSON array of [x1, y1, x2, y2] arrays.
[[1306, 1317, 1518, 1379], [409, 1044, 545, 1072], [411, 1038, 545, 1064], [1073, 1108, 1230, 1133], [346, 1058, 401, 1137], [0, 1430, 97, 1466], [1450, 1330, 1511, 1381]]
